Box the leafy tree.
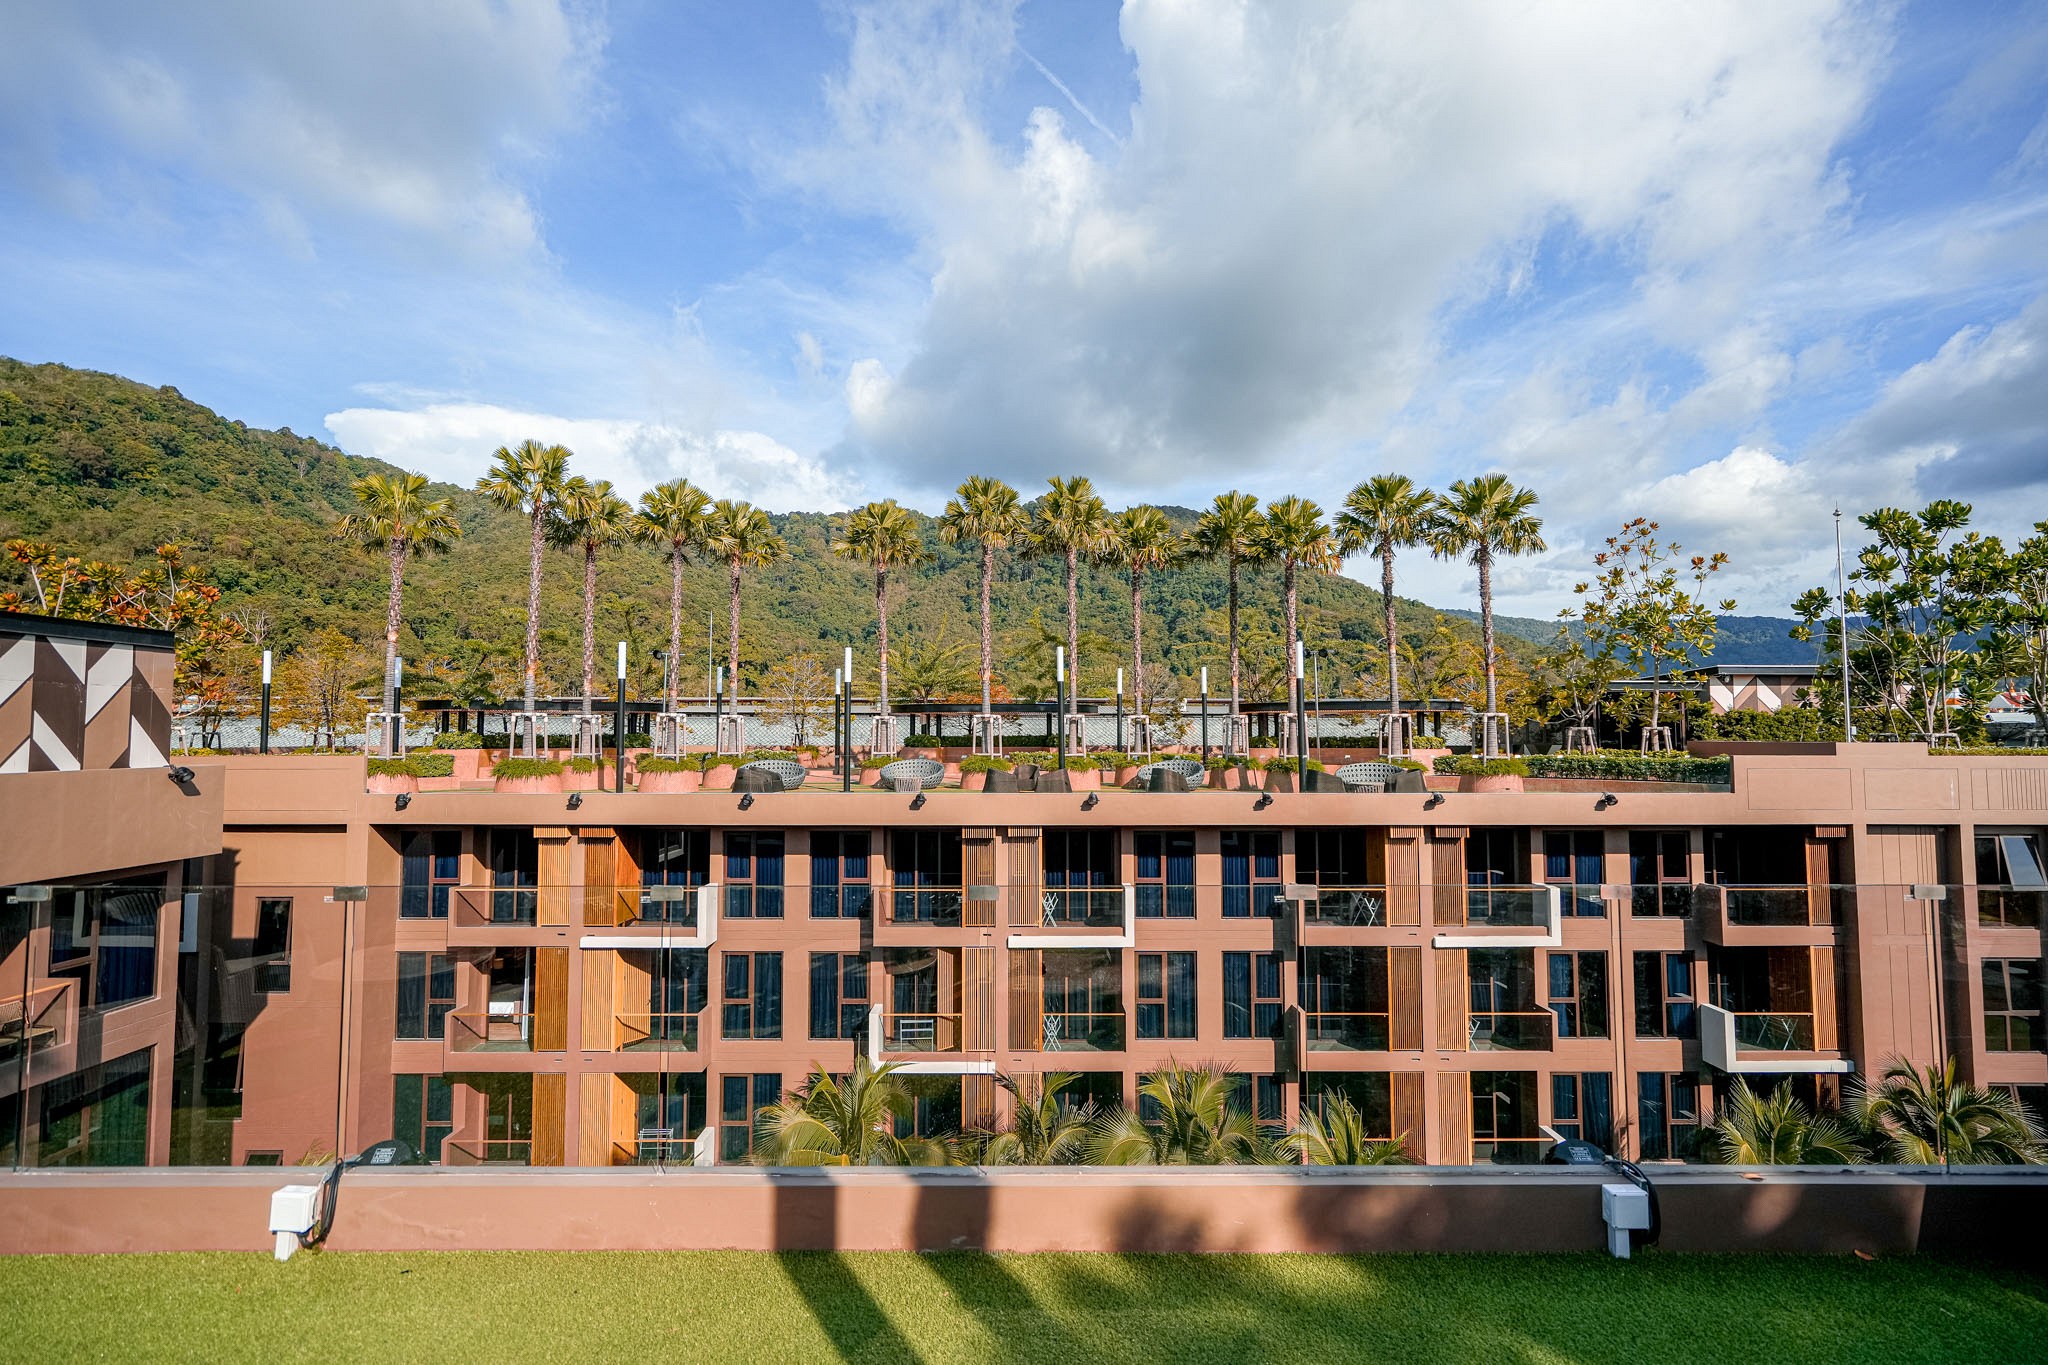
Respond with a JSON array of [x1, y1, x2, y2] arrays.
[[1031, 476, 1112, 694], [892, 631, 977, 704], [1705, 1080, 1865, 1165], [702, 499, 787, 697], [1335, 474, 1438, 732], [634, 478, 711, 711], [331, 473, 461, 732], [1429, 475, 1547, 738], [1566, 518, 1733, 733], [832, 499, 926, 713], [550, 476, 634, 714], [1102, 506, 1179, 721], [1988, 519, 2048, 738], [1187, 491, 1268, 714], [1259, 496, 1340, 702], [758, 654, 833, 747], [1535, 622, 1627, 733], [1279, 1094, 1414, 1166], [754, 1059, 954, 1166], [274, 626, 374, 749], [1850, 1058, 2045, 1165], [475, 439, 572, 711], [974, 1073, 1094, 1165], [1087, 1064, 1271, 1165], [939, 476, 1027, 713]]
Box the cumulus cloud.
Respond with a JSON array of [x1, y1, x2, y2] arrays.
[[324, 403, 862, 512]]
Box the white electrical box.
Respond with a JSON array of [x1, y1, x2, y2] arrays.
[[269, 1184, 321, 1261], [1601, 1182, 1651, 1259]]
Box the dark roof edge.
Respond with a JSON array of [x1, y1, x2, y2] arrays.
[[0, 608, 177, 650]]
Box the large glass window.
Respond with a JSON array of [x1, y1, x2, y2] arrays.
[[391, 1074, 452, 1163], [1544, 831, 1606, 917], [810, 832, 872, 919], [395, 952, 456, 1041], [400, 831, 460, 919], [1633, 951, 1696, 1039], [1298, 829, 1372, 886], [1984, 959, 2044, 1053], [1223, 951, 1283, 1039], [891, 830, 962, 924], [1300, 946, 1390, 1050], [1221, 831, 1282, 918], [809, 952, 871, 1040], [1546, 950, 1608, 1039], [721, 951, 782, 1039], [1637, 1072, 1700, 1160], [488, 830, 539, 924], [724, 833, 785, 919], [252, 898, 292, 994], [1550, 1073, 1614, 1149], [50, 883, 161, 1010], [1136, 951, 1197, 1039], [1629, 832, 1691, 917], [639, 830, 710, 887], [720, 1072, 781, 1162], [1134, 833, 1195, 919], [1470, 1070, 1541, 1164], [1977, 833, 2046, 927]]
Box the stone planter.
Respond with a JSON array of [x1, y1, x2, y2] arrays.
[[1068, 767, 1101, 791], [562, 767, 604, 792], [1215, 766, 1257, 791], [860, 767, 884, 788], [943, 760, 963, 784], [960, 769, 988, 792], [365, 771, 418, 795], [1461, 773, 1525, 793], [493, 772, 562, 794], [702, 764, 737, 791], [637, 769, 701, 794], [1114, 764, 1141, 786]]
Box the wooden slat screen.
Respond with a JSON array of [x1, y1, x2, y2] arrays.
[[964, 836, 998, 928], [532, 1073, 567, 1166], [535, 947, 570, 1051], [1008, 830, 1043, 928], [1434, 947, 1467, 1051], [580, 948, 612, 1048], [1429, 832, 1466, 927], [1389, 946, 1423, 1051], [963, 947, 995, 1052], [1436, 1073, 1469, 1166], [538, 834, 574, 926], [1812, 945, 1839, 1051], [582, 832, 618, 928], [1391, 1073, 1425, 1157], [1008, 947, 1043, 1051], [578, 1073, 611, 1165], [1386, 831, 1422, 926]]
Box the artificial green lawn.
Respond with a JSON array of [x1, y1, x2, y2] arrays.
[[1, 1250, 2041, 1364]]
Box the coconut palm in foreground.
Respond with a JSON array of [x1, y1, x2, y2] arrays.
[[939, 475, 1028, 714], [1704, 1080, 1865, 1165], [1102, 506, 1179, 724], [702, 499, 788, 705], [333, 472, 462, 748], [832, 499, 925, 715], [476, 439, 572, 711], [1088, 1064, 1270, 1165], [1428, 474, 1546, 741], [974, 1072, 1094, 1165], [1260, 496, 1340, 701], [1279, 1094, 1414, 1166], [550, 476, 633, 715], [754, 1059, 953, 1166], [1032, 475, 1111, 695], [1335, 475, 1438, 738], [1851, 1058, 2046, 1165], [635, 478, 711, 711], [1187, 491, 1268, 716]]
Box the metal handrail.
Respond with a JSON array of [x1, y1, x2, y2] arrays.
[[447, 1009, 537, 1051], [887, 886, 964, 926], [1301, 1010, 1391, 1050], [614, 1011, 702, 1051]]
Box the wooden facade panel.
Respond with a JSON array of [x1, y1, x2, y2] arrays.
[[535, 947, 570, 1051], [1391, 1072, 1425, 1157], [963, 947, 994, 1052], [1389, 946, 1424, 1051], [1434, 948, 1466, 1052], [964, 836, 998, 928], [1429, 833, 1465, 927], [537, 835, 575, 926], [580, 949, 613, 1048], [963, 1075, 997, 1130], [577, 1073, 611, 1165], [1436, 1073, 1469, 1165], [1008, 831, 1043, 928], [582, 833, 619, 928], [1813, 945, 1839, 1051], [532, 1072, 566, 1167], [1386, 832, 1421, 927], [1008, 948, 1043, 1051]]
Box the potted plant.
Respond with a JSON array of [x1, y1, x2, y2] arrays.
[[859, 755, 893, 788], [366, 757, 418, 795], [1206, 754, 1257, 790], [409, 752, 459, 791], [701, 753, 741, 791], [564, 756, 606, 792], [958, 753, 1012, 792], [491, 757, 564, 794], [1064, 753, 1102, 791], [1437, 755, 1529, 793], [635, 754, 701, 793]]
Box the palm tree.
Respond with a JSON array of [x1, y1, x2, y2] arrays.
[[701, 500, 788, 705], [938, 476, 1027, 714], [550, 476, 634, 716], [1705, 1080, 1866, 1165], [635, 479, 711, 711], [333, 473, 461, 745], [1088, 1064, 1270, 1165], [1102, 507, 1179, 723], [754, 1059, 953, 1166], [1279, 1094, 1414, 1166], [1851, 1058, 2046, 1165], [1187, 492, 1268, 715], [1428, 474, 1546, 739], [1031, 476, 1111, 695], [975, 1073, 1094, 1165], [476, 439, 572, 711], [1259, 496, 1340, 702], [1335, 475, 1437, 738], [831, 499, 926, 715]]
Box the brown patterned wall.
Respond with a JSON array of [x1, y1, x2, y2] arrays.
[[0, 615, 175, 773]]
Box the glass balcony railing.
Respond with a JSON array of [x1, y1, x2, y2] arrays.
[[1467, 1011, 1553, 1051], [443, 1138, 533, 1166], [1460, 886, 1552, 929], [451, 885, 538, 928], [1302, 1011, 1390, 1051], [889, 886, 964, 926], [614, 1011, 701, 1052], [601, 884, 703, 928], [1305, 888, 1389, 926], [448, 1010, 538, 1053], [1978, 886, 2046, 928], [1731, 1011, 1816, 1051], [723, 885, 785, 919], [809, 884, 873, 919], [1471, 1137, 1549, 1165], [1134, 884, 1197, 919], [1719, 886, 1840, 927], [1037, 888, 1126, 928], [878, 1011, 964, 1053], [1039, 1010, 1125, 1052]]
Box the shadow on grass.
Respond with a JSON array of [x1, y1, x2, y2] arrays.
[[772, 1173, 926, 1365]]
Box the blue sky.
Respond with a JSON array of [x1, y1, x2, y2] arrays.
[[1, 0, 2044, 615]]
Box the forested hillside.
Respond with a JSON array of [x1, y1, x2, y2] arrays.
[[0, 357, 1547, 702]]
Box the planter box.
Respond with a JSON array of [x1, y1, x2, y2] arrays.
[[1114, 765, 1140, 786], [416, 776, 460, 792], [365, 772, 418, 795], [860, 768, 884, 788], [562, 768, 604, 792], [435, 750, 487, 781], [1214, 766, 1258, 791], [702, 765, 737, 791], [1460, 773, 1525, 793], [960, 770, 988, 792], [637, 769, 701, 794], [1068, 767, 1101, 791], [493, 773, 562, 794]]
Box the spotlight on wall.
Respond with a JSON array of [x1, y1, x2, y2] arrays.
[[1253, 792, 1273, 811], [910, 792, 927, 810], [1595, 792, 1619, 811], [394, 792, 411, 811], [1424, 792, 1446, 810], [1081, 792, 1099, 811], [738, 793, 754, 811], [567, 792, 583, 811], [167, 765, 196, 785]]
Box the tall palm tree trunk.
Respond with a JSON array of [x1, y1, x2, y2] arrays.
[[1131, 569, 1146, 718], [1380, 543, 1400, 718], [524, 510, 545, 710], [1227, 557, 1242, 713], [726, 556, 743, 709], [875, 568, 891, 713], [383, 538, 405, 721], [665, 550, 683, 712], [580, 543, 597, 715], [1478, 549, 1498, 716], [978, 543, 994, 713], [1064, 546, 1080, 689], [1284, 558, 1299, 705]]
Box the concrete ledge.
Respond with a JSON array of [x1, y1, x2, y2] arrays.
[[3, 1165, 2045, 1257]]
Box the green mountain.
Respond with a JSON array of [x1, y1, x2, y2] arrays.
[[0, 356, 1538, 701], [1444, 607, 1819, 667]]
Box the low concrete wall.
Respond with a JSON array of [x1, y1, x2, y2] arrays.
[[4, 1166, 2046, 1257]]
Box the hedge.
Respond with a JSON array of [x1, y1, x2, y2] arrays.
[[492, 758, 564, 779], [1433, 756, 1529, 778], [431, 732, 486, 750], [367, 754, 455, 778], [1525, 751, 1732, 783], [635, 755, 701, 773], [1262, 757, 1327, 773], [959, 754, 1013, 773]]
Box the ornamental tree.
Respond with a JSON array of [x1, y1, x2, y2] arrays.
[[1566, 518, 1734, 733]]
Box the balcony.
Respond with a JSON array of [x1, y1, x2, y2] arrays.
[[447, 1008, 536, 1054], [1009, 886, 1135, 948], [887, 886, 965, 928], [1432, 886, 1562, 949], [1699, 885, 1840, 947], [1467, 1010, 1554, 1052], [0, 980, 75, 1076], [1302, 888, 1391, 928], [1038, 1009, 1125, 1053], [448, 885, 543, 944], [580, 885, 719, 950], [442, 1138, 533, 1165], [1302, 1010, 1390, 1052], [876, 1010, 963, 1053], [622, 1127, 715, 1166], [614, 1010, 702, 1053], [864, 1006, 995, 1075], [1700, 1002, 1851, 1075]]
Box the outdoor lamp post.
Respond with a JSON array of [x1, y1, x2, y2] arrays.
[[259, 649, 272, 754], [614, 641, 627, 793], [1056, 646, 1068, 770], [1115, 667, 1125, 751], [1200, 666, 1210, 764], [1293, 640, 1309, 780]]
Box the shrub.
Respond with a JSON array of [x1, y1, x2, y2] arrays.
[[366, 758, 413, 777], [1523, 751, 1732, 784], [1391, 757, 1427, 771], [408, 753, 455, 778], [567, 756, 603, 773], [1062, 753, 1100, 772], [622, 732, 653, 748], [742, 749, 804, 763], [635, 754, 701, 773], [431, 731, 485, 750], [492, 757, 564, 780], [1204, 753, 1254, 771], [901, 734, 948, 748], [1433, 756, 1530, 778], [1949, 745, 2048, 756], [701, 753, 743, 769], [860, 756, 897, 770], [1695, 709, 1836, 743], [1263, 756, 1327, 773], [959, 754, 1013, 773]]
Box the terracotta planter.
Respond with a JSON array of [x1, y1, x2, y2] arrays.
[[563, 767, 604, 792], [702, 764, 736, 791], [1215, 766, 1256, 791], [493, 772, 562, 794], [366, 771, 418, 795], [943, 760, 962, 784], [960, 769, 988, 792], [416, 775, 460, 792], [436, 750, 486, 781], [860, 767, 884, 788], [1114, 764, 1140, 786], [637, 769, 701, 793], [1068, 767, 1101, 791], [1461, 773, 1525, 793]]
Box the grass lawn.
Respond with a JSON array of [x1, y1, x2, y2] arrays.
[[0, 1250, 2042, 1364]]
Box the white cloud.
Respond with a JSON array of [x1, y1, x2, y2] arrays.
[[324, 403, 862, 512]]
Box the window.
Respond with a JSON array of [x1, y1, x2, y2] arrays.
[[893, 1076, 963, 1139], [648, 948, 709, 1046], [1227, 1074, 1287, 1128], [400, 831, 460, 918], [1041, 949, 1123, 1050], [391, 1074, 452, 1163], [1222, 831, 1282, 918], [396, 952, 456, 1040], [488, 830, 538, 923], [1544, 831, 1606, 917], [639, 829, 710, 887], [891, 829, 962, 924], [1298, 828, 1371, 886], [810, 832, 872, 919], [1976, 833, 2046, 927], [1546, 951, 1608, 1039], [724, 832, 785, 919], [1303, 1073, 1394, 1137], [50, 883, 161, 1010], [1550, 1073, 1614, 1149], [1633, 952, 1696, 1039], [1984, 959, 2044, 1053], [1465, 829, 1526, 888], [1044, 829, 1118, 924], [720, 1072, 781, 1162], [633, 1073, 705, 1164], [1300, 946, 1390, 1050], [1468, 949, 1548, 1050], [1136, 951, 1197, 1039], [243, 1151, 283, 1166], [253, 898, 292, 993], [721, 951, 783, 1039], [1134, 832, 1195, 918], [1637, 1072, 1700, 1160], [1223, 951, 1283, 1039], [37, 1050, 151, 1166], [809, 952, 871, 1040], [1470, 1071, 1541, 1164], [1629, 831, 1691, 917]]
